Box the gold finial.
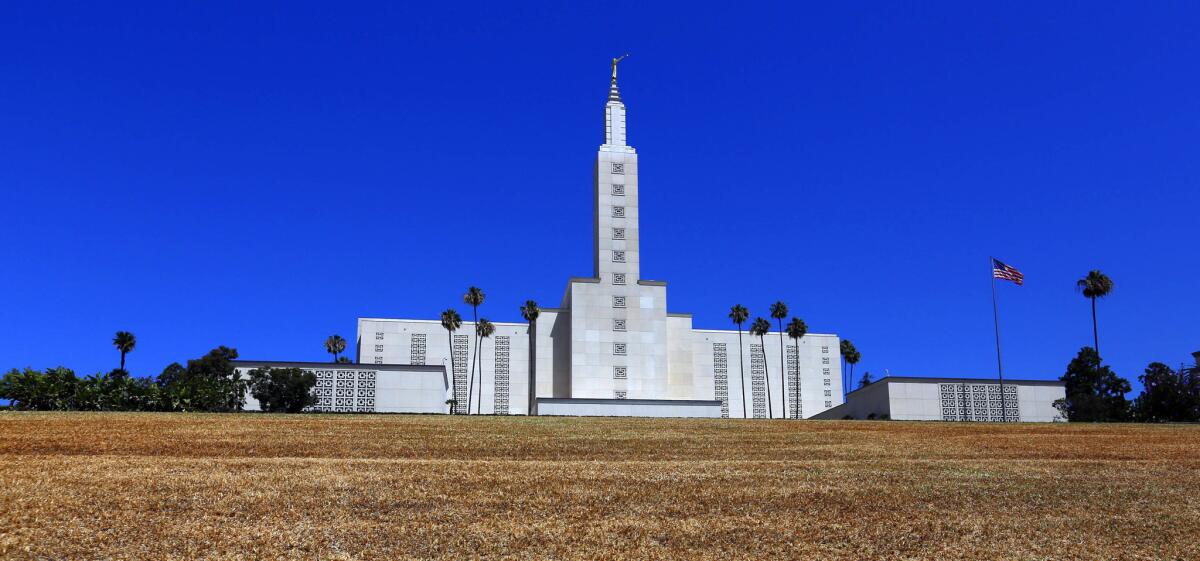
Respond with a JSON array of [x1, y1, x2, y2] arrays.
[[611, 53, 630, 80]]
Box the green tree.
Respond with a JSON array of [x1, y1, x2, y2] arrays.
[[786, 317, 808, 420], [113, 331, 137, 371], [859, 371, 874, 389], [463, 286, 486, 414], [247, 367, 318, 413], [729, 304, 750, 418], [750, 317, 774, 419], [157, 346, 243, 412], [336, 356, 352, 364], [1075, 270, 1114, 359], [520, 300, 540, 416], [473, 318, 495, 414], [1133, 360, 1200, 422], [441, 308, 464, 414], [324, 335, 347, 363], [1056, 346, 1131, 422], [769, 301, 789, 418]]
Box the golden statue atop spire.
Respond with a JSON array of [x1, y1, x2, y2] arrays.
[[611, 53, 630, 80]]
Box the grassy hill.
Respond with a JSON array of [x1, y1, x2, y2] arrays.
[[1, 413, 1197, 559]]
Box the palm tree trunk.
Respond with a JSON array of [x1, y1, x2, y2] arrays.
[[472, 340, 482, 414], [761, 335, 773, 419], [1091, 296, 1100, 360], [447, 330, 457, 414], [120, 352, 126, 371], [777, 324, 786, 419], [737, 329, 747, 419], [468, 307, 478, 414]]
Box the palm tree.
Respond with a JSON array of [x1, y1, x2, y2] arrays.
[[786, 317, 808, 419], [463, 286, 485, 414], [769, 301, 789, 418], [729, 304, 750, 418], [750, 317, 774, 418], [324, 335, 347, 363], [112, 331, 136, 371], [520, 300, 540, 416], [474, 319, 495, 414], [846, 348, 861, 397], [1076, 270, 1114, 358], [840, 339, 859, 399], [441, 308, 463, 414]]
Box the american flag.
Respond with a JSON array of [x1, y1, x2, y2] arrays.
[[992, 258, 1024, 285]]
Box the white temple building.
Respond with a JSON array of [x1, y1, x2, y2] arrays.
[[352, 64, 846, 418]]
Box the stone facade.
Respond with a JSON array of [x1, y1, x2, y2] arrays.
[[356, 68, 845, 418]]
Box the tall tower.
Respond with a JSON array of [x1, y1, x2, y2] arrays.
[[594, 60, 639, 283], [567, 58, 671, 400]]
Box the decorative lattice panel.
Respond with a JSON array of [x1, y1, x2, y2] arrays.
[[409, 334, 426, 365], [787, 344, 801, 419], [452, 335, 469, 414], [309, 369, 375, 413], [750, 344, 767, 419], [939, 383, 1018, 422], [713, 343, 729, 418], [493, 336, 510, 415]]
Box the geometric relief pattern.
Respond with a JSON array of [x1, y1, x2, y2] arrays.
[[750, 344, 767, 419], [786, 345, 801, 419], [309, 369, 375, 413], [409, 333, 426, 365], [493, 336, 510, 415], [452, 335, 469, 414], [712, 343, 729, 418], [939, 383, 1018, 422]]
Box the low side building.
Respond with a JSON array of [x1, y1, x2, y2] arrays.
[[234, 361, 449, 414], [810, 377, 1066, 422]]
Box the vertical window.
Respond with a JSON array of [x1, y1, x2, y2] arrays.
[[375, 332, 384, 340], [613, 296, 626, 308], [613, 250, 625, 262], [374, 344, 384, 352], [612, 184, 625, 195], [613, 273, 626, 285], [615, 390, 627, 399], [823, 368, 830, 376], [613, 319, 626, 331], [824, 390, 832, 396], [614, 366, 627, 379], [374, 357, 383, 364], [611, 162, 625, 174], [825, 400, 832, 407], [612, 206, 625, 218], [822, 346, 829, 353], [612, 227, 625, 240], [614, 343, 627, 355], [822, 357, 830, 365]]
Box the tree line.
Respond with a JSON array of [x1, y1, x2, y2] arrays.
[[0, 332, 318, 413]]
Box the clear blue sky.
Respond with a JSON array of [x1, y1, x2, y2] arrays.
[[2, 2, 1197, 394]]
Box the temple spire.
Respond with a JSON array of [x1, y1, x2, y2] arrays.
[[603, 55, 633, 151], [609, 54, 629, 102]]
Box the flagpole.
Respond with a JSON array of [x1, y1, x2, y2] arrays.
[[990, 256, 1009, 422]]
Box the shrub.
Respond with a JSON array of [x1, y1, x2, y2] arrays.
[[247, 367, 317, 413]]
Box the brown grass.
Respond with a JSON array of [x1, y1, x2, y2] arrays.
[[1, 413, 1198, 560]]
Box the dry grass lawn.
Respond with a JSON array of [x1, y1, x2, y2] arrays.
[[1, 413, 1198, 560]]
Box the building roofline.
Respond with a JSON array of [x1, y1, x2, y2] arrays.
[[845, 376, 1064, 398], [358, 317, 527, 327], [691, 328, 839, 337], [233, 360, 446, 372]]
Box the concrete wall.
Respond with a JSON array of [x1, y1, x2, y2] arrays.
[[812, 379, 1067, 422], [537, 398, 722, 418], [235, 362, 448, 414]]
